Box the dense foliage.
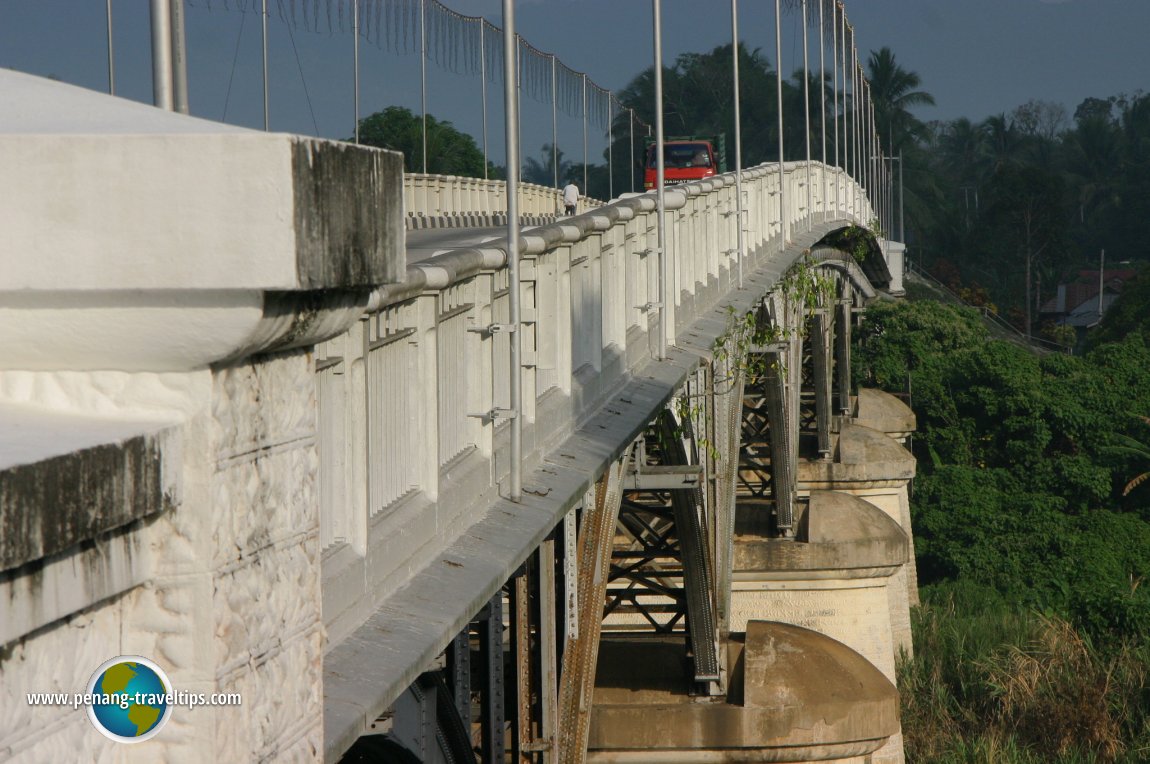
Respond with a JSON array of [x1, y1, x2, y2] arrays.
[[855, 298, 1150, 760], [355, 106, 495, 178], [856, 299, 1150, 635], [904, 94, 1150, 333]]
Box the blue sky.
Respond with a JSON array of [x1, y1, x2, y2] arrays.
[[2, 0, 1148, 171]]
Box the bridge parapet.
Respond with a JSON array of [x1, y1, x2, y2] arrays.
[[0, 70, 404, 762], [403, 172, 603, 229], [319, 160, 876, 757]]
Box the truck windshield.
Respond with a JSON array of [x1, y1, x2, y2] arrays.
[[647, 143, 712, 170]]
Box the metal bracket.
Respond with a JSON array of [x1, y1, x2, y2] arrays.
[[469, 408, 518, 424], [468, 323, 517, 336], [637, 301, 663, 313]]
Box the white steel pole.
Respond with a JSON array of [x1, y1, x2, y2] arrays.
[[899, 149, 904, 241], [502, 0, 523, 502], [802, 0, 811, 231], [149, 0, 173, 110], [653, 0, 668, 360], [629, 108, 636, 193], [856, 57, 862, 217], [420, 0, 428, 173], [608, 96, 614, 200], [582, 73, 589, 195], [775, 0, 786, 249], [261, 0, 269, 130], [170, 0, 188, 114], [819, 0, 827, 220], [732, 0, 744, 287], [106, 0, 115, 95], [552, 55, 559, 188], [832, 1, 839, 213], [841, 11, 851, 215], [481, 21, 488, 178], [353, 0, 360, 143]]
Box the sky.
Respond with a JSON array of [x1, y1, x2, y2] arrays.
[[2, 0, 1149, 172]]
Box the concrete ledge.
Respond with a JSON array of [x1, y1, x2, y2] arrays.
[[0, 404, 179, 572], [854, 388, 916, 440], [0, 403, 178, 645], [588, 622, 898, 762], [734, 492, 908, 578], [0, 70, 404, 372], [1, 71, 403, 292], [799, 422, 916, 488]]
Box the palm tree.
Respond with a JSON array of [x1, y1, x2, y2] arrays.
[[1063, 114, 1121, 229], [866, 47, 935, 154], [981, 114, 1028, 173], [1109, 417, 1150, 497], [522, 143, 574, 188]]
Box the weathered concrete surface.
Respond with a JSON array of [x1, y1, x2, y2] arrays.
[[733, 492, 907, 578], [0, 69, 404, 372], [800, 422, 915, 488], [730, 492, 909, 764], [587, 622, 899, 763], [853, 388, 916, 443], [848, 389, 920, 607], [799, 422, 918, 649], [0, 410, 178, 572], [0, 70, 369, 761]]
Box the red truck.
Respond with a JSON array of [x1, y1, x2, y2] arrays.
[[643, 135, 727, 190]]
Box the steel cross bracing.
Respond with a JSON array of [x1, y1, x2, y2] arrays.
[[603, 410, 721, 686]]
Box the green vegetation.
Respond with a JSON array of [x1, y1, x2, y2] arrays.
[[854, 298, 1150, 761], [355, 106, 495, 178], [901, 585, 1150, 763], [903, 94, 1150, 334]]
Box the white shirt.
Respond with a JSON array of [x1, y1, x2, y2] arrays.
[[562, 183, 579, 206]]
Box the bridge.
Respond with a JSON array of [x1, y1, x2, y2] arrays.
[[1, 4, 916, 764]]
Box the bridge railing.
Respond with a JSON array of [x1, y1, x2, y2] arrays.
[[403, 173, 604, 227], [317, 161, 875, 662]]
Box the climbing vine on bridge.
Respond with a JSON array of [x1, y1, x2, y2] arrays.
[[824, 220, 883, 263], [670, 256, 843, 460]]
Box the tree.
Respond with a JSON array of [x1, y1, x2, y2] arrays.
[[1107, 417, 1150, 497], [355, 106, 492, 178], [522, 143, 574, 188], [866, 47, 935, 154], [614, 43, 784, 170], [984, 163, 1066, 336], [855, 298, 1150, 639], [1010, 99, 1068, 143]]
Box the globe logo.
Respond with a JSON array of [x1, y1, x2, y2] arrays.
[[85, 656, 173, 743]]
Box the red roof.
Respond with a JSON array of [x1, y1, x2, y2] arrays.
[[1041, 269, 1137, 314]]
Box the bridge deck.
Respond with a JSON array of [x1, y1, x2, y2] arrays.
[[322, 220, 843, 760]]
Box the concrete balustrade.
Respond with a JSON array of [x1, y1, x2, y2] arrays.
[[319, 161, 878, 758], [403, 173, 605, 229]]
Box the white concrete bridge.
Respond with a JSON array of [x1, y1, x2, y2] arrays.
[[1, 18, 915, 761]]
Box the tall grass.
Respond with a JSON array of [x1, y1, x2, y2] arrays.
[[899, 583, 1150, 763]]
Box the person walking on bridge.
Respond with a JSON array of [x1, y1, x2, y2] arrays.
[[562, 179, 579, 216]]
